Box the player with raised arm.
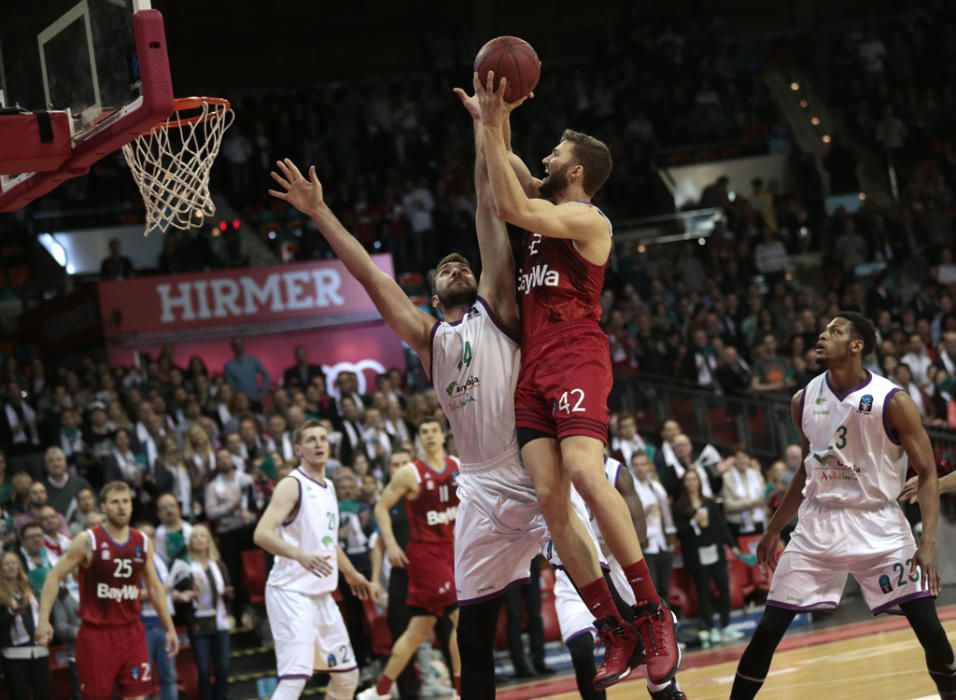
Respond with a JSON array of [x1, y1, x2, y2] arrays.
[[730, 312, 956, 699], [472, 71, 680, 688], [267, 88, 597, 698], [358, 419, 461, 700], [34, 481, 179, 700], [253, 420, 375, 700]]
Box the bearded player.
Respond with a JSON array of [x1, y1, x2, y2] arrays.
[[473, 71, 680, 688], [34, 481, 179, 700], [267, 82, 598, 698]]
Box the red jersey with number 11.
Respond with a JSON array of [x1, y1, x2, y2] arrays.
[[517, 202, 612, 342], [78, 525, 148, 625], [405, 457, 459, 545]]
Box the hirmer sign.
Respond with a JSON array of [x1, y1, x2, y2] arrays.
[[157, 268, 344, 322], [98, 256, 392, 339]]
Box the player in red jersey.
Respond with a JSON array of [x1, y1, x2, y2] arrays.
[[358, 419, 461, 700], [34, 481, 179, 699], [472, 71, 680, 689]]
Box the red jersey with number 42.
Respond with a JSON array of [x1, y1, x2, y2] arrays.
[[405, 457, 460, 545], [78, 526, 148, 625], [517, 203, 612, 341]]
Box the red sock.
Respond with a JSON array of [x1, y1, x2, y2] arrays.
[[579, 575, 623, 622], [622, 559, 661, 605], [376, 675, 394, 696], [454, 675, 461, 693]]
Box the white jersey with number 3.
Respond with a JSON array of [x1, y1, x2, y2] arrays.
[[430, 297, 521, 469], [800, 371, 906, 508], [267, 467, 340, 595]]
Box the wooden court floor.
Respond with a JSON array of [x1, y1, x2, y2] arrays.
[[498, 605, 956, 700]]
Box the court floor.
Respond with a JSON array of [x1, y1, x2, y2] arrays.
[[497, 605, 956, 699]]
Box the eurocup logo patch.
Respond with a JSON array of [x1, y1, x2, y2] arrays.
[[858, 394, 874, 415], [879, 574, 893, 594]]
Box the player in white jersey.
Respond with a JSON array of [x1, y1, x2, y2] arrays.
[[554, 458, 685, 700], [731, 312, 956, 700], [253, 421, 376, 700], [267, 94, 598, 697]]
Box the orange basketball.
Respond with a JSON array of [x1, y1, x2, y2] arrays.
[[474, 36, 541, 103]]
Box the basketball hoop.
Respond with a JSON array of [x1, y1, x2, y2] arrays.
[[122, 97, 234, 235]]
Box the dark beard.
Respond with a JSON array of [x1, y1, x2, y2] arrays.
[[437, 286, 478, 309], [538, 164, 570, 201]]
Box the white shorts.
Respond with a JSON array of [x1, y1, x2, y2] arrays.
[[265, 585, 356, 679], [553, 557, 635, 643], [454, 456, 551, 604], [768, 500, 931, 614]]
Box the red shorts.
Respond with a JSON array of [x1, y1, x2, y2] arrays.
[[515, 319, 611, 444], [405, 540, 456, 616], [76, 619, 151, 699]]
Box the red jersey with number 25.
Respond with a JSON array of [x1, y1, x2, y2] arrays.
[[405, 457, 459, 545], [78, 526, 149, 625], [517, 202, 612, 341]]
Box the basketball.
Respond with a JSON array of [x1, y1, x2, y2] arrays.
[[474, 36, 541, 102]]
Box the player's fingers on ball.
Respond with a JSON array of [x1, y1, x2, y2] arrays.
[[486, 70, 495, 92]]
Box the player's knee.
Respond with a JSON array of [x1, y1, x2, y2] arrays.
[[755, 605, 795, 640], [535, 483, 569, 523], [326, 668, 359, 700]]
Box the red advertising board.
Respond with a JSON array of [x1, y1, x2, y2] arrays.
[[97, 257, 409, 393], [97, 256, 395, 343]]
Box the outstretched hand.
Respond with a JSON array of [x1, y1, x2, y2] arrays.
[[453, 86, 481, 121], [472, 71, 532, 126], [268, 158, 324, 217]]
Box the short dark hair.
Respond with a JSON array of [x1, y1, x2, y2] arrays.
[[417, 418, 443, 434], [432, 254, 472, 293], [561, 129, 612, 196], [836, 310, 876, 356], [19, 522, 43, 539]]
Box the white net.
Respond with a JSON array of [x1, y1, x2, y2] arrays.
[[122, 97, 234, 235]]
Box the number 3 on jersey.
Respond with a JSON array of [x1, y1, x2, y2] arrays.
[[834, 425, 848, 449], [557, 388, 586, 415]]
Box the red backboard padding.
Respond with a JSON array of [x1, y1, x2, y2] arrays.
[[0, 9, 174, 212], [0, 111, 73, 174]]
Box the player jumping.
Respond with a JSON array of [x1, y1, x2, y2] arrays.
[[473, 71, 680, 688]]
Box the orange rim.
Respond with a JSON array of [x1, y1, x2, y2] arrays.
[[142, 96, 232, 134]]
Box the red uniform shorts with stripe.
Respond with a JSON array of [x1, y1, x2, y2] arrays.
[[77, 619, 152, 699], [514, 319, 611, 444], [406, 540, 457, 616]]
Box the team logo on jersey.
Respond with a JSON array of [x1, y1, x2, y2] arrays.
[[426, 480, 435, 490], [518, 264, 560, 295], [102, 549, 111, 560], [321, 536, 334, 547], [327, 653, 337, 668], [131, 666, 139, 680], [858, 394, 874, 415], [878, 574, 893, 594]]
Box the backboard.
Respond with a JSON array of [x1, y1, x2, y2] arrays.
[[0, 0, 173, 211]]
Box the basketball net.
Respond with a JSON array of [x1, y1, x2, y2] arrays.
[[122, 97, 234, 235]]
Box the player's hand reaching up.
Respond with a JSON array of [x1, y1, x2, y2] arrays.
[[34, 620, 54, 647], [268, 158, 324, 217], [386, 542, 409, 568], [453, 86, 481, 121], [298, 551, 334, 577], [473, 71, 532, 127], [913, 541, 941, 597]]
